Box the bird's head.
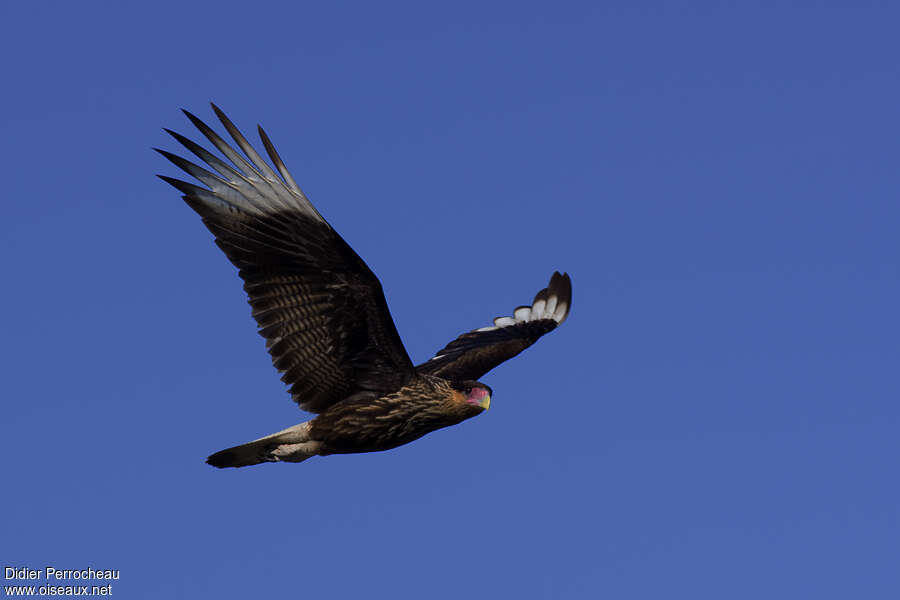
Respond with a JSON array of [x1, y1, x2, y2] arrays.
[[453, 381, 492, 413]]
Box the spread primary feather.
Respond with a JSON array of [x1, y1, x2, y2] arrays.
[[157, 104, 572, 468]]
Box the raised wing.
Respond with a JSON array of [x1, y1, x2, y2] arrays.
[[157, 104, 415, 413], [417, 272, 571, 381]]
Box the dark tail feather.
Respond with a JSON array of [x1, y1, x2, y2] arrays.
[[207, 444, 269, 468], [205, 422, 318, 468]]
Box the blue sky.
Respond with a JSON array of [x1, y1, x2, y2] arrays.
[[2, 1, 898, 598]]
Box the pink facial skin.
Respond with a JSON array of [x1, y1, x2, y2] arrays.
[[465, 386, 491, 409]]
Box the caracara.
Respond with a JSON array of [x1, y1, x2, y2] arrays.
[[157, 105, 572, 468]]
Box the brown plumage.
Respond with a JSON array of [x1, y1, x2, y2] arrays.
[[157, 104, 572, 468]]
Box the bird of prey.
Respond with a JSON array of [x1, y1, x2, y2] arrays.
[[157, 104, 572, 468]]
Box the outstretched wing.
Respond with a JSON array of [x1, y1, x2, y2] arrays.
[[157, 104, 415, 413], [417, 272, 572, 381]]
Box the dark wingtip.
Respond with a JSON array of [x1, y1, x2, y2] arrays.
[[548, 271, 572, 323], [163, 127, 186, 142], [549, 271, 572, 294], [153, 147, 178, 162], [181, 108, 207, 130], [157, 174, 191, 193], [257, 124, 274, 151], [210, 102, 231, 127]]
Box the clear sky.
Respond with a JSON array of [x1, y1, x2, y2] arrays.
[[2, 2, 898, 598]]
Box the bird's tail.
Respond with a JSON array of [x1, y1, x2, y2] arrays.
[[206, 421, 321, 468]]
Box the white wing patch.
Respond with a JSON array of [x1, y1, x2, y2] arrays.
[[484, 288, 571, 331], [520, 294, 568, 325], [553, 301, 569, 323], [426, 280, 571, 361], [493, 316, 517, 327], [420, 272, 571, 368]]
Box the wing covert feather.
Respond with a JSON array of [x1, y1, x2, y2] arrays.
[[158, 105, 415, 413]]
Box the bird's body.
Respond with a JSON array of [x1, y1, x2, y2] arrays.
[[309, 376, 488, 455], [207, 375, 489, 467], [158, 105, 571, 468]]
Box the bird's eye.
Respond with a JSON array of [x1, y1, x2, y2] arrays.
[[463, 387, 472, 394]]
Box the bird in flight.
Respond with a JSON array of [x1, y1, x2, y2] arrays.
[[157, 104, 572, 468]]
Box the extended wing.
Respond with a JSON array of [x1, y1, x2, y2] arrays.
[[417, 272, 571, 381], [158, 104, 415, 413]]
